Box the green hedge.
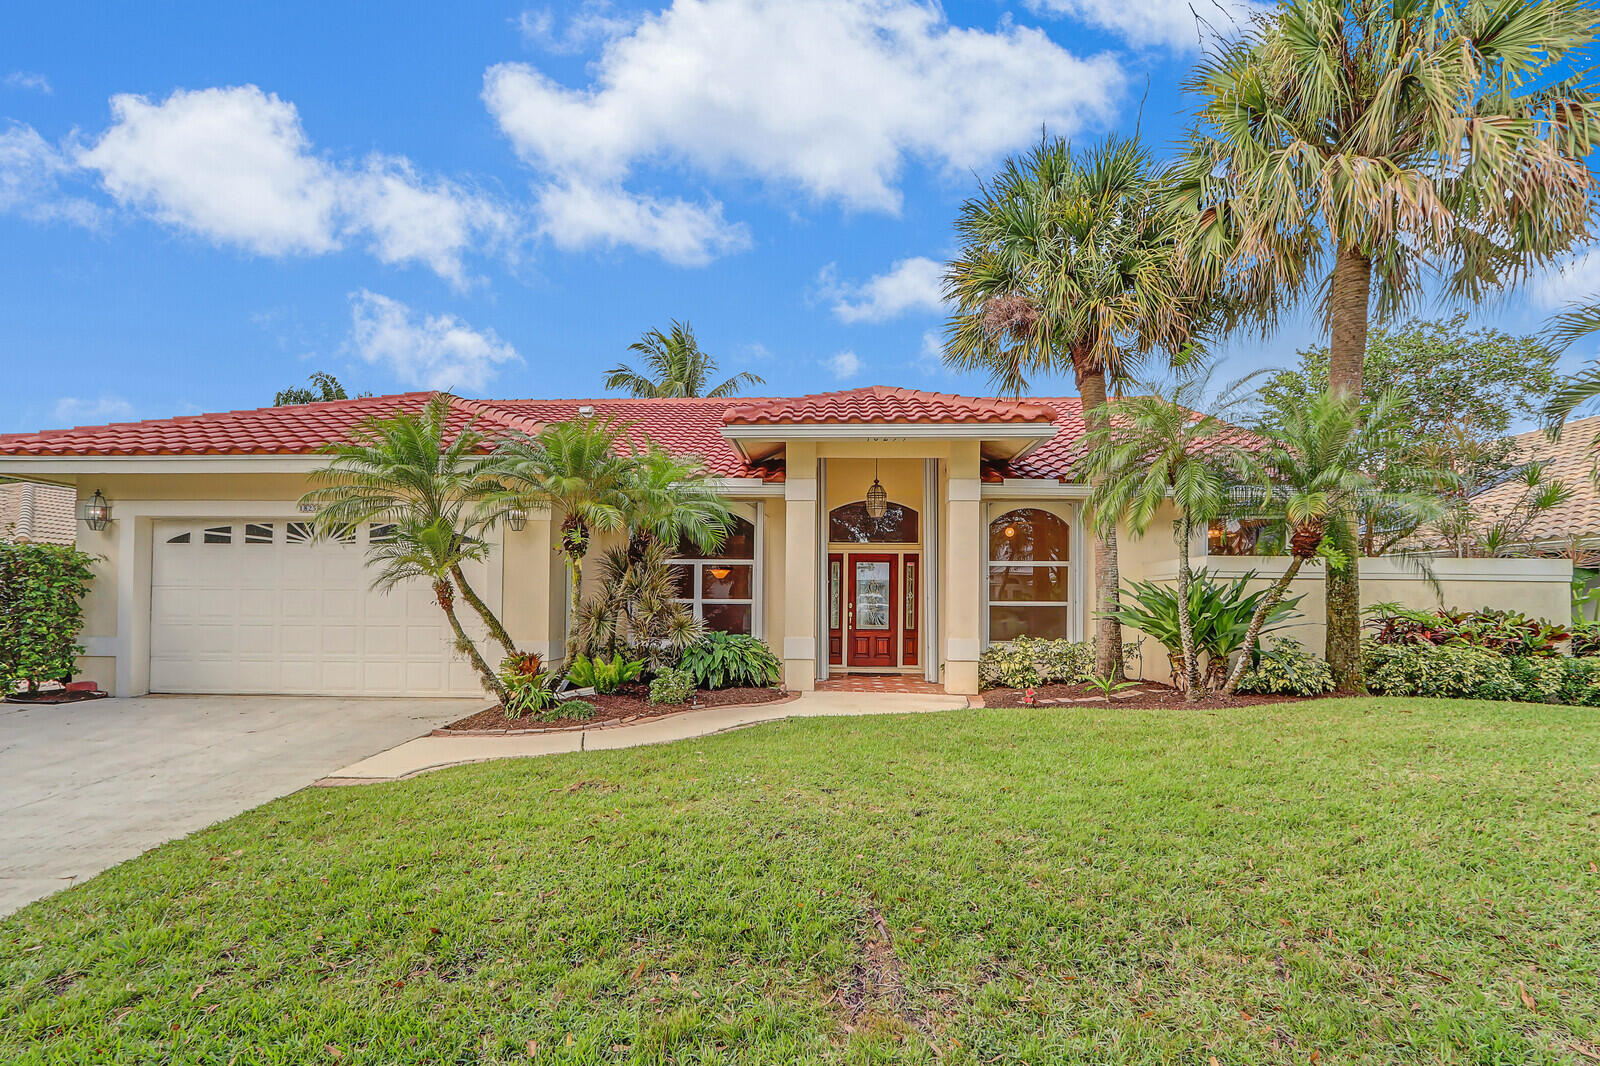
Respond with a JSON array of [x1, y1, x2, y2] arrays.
[[1363, 641, 1600, 706], [1234, 640, 1335, 696], [978, 638, 1139, 690], [0, 541, 97, 694]]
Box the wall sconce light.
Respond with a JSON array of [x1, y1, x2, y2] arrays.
[[506, 507, 528, 532], [709, 566, 731, 580], [80, 489, 112, 532]]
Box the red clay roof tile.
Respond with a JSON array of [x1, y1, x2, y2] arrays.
[[722, 386, 1056, 425]]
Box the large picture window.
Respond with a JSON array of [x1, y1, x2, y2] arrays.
[[987, 507, 1071, 642], [670, 513, 757, 635]]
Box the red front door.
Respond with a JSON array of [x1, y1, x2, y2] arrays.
[[847, 553, 898, 668]]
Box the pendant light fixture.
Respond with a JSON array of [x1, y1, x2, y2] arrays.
[[864, 459, 888, 519]]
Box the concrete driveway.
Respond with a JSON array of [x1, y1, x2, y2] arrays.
[[0, 695, 475, 916]]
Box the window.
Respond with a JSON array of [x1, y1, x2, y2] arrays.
[[166, 532, 191, 544], [828, 501, 918, 543], [987, 507, 1071, 642], [1208, 518, 1286, 557], [670, 513, 756, 635], [244, 523, 274, 544], [285, 522, 315, 546], [370, 523, 398, 544], [203, 525, 232, 545]]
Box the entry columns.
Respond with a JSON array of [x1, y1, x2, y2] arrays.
[[781, 443, 819, 690], [944, 442, 982, 694]]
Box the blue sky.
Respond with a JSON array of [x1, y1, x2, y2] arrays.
[[1, 0, 1591, 433]]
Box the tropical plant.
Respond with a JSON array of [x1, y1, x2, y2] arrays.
[[1541, 300, 1600, 426], [978, 637, 1096, 690], [1178, 0, 1600, 689], [479, 415, 635, 663], [1077, 362, 1264, 697], [571, 542, 704, 672], [1364, 603, 1571, 657], [944, 134, 1214, 680], [1219, 391, 1439, 695], [1572, 619, 1600, 657], [1083, 673, 1138, 702], [621, 448, 731, 560], [1430, 456, 1572, 559], [0, 541, 97, 694], [499, 668, 563, 718], [275, 371, 369, 406], [605, 320, 764, 398], [564, 652, 644, 695], [1233, 639, 1335, 697], [648, 668, 697, 706], [363, 516, 507, 703], [1103, 572, 1301, 695], [302, 394, 518, 661], [678, 632, 782, 690]]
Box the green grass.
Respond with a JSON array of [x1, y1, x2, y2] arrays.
[[3, 698, 1599, 1064]]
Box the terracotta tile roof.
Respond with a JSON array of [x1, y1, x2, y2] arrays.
[[1471, 415, 1600, 544], [0, 482, 76, 544], [722, 386, 1057, 425]]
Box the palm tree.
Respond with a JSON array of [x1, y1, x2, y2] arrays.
[[301, 394, 518, 662], [944, 135, 1209, 678], [571, 540, 705, 672], [1541, 299, 1600, 427], [605, 321, 765, 398], [363, 516, 508, 703], [622, 448, 732, 560], [1177, 0, 1600, 689], [1076, 364, 1262, 700], [1218, 392, 1437, 695], [480, 416, 635, 663]]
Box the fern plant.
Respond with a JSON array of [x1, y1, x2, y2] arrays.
[[564, 652, 644, 695]]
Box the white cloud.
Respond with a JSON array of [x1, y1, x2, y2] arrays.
[[348, 290, 519, 391], [824, 256, 945, 322], [76, 86, 512, 283], [1529, 245, 1600, 310], [0, 123, 101, 226], [826, 350, 863, 381], [1026, 0, 1264, 50], [484, 0, 1123, 262], [5, 71, 53, 94], [516, 2, 634, 53], [53, 395, 134, 426], [916, 328, 945, 372], [535, 179, 748, 265]]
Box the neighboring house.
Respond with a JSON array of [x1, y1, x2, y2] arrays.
[[0, 386, 1571, 698], [1471, 414, 1600, 563], [0, 480, 76, 545]]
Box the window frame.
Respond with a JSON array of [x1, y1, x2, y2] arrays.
[[668, 502, 763, 638], [982, 502, 1079, 647]]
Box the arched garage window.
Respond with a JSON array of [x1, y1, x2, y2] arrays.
[[987, 507, 1071, 642], [670, 512, 756, 635]]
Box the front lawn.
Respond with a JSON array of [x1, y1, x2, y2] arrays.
[[4, 698, 1598, 1064]]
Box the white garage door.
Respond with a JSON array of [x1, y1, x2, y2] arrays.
[[150, 519, 490, 696]]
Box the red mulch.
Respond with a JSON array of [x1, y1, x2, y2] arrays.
[[980, 680, 1310, 709], [441, 683, 788, 733]]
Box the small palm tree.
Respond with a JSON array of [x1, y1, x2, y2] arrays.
[[302, 394, 518, 662], [480, 416, 635, 663], [944, 134, 1210, 678], [622, 448, 731, 560], [1076, 363, 1262, 699], [1541, 299, 1600, 427], [1178, 0, 1600, 688], [606, 321, 765, 398], [364, 515, 508, 704], [1218, 392, 1438, 695]]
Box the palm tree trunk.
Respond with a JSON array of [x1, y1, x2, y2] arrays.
[[1326, 245, 1371, 692], [1079, 366, 1123, 680], [1175, 511, 1201, 701], [450, 563, 518, 660], [1220, 556, 1305, 696], [564, 554, 584, 665], [434, 579, 507, 704]]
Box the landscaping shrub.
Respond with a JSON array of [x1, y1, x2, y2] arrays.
[[979, 637, 1093, 689], [499, 665, 562, 718], [1570, 619, 1600, 657], [1365, 603, 1570, 656], [542, 698, 596, 722], [677, 632, 781, 690], [564, 652, 644, 694], [1364, 641, 1518, 701], [1233, 640, 1335, 696], [0, 541, 97, 694], [648, 668, 696, 705]]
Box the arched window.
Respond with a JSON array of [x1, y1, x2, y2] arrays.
[[828, 501, 918, 543], [669, 513, 756, 635], [987, 507, 1070, 642]]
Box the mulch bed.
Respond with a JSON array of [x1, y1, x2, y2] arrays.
[[440, 683, 789, 733], [979, 680, 1308, 709], [4, 689, 110, 705]]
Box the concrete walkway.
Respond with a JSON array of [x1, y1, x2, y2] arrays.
[[0, 695, 474, 915], [322, 689, 971, 783]]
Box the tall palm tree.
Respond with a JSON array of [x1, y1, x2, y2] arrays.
[[1076, 364, 1262, 700], [301, 394, 518, 662], [1219, 391, 1437, 695], [480, 416, 635, 663], [1541, 299, 1600, 427], [365, 516, 509, 703], [944, 135, 1209, 678], [606, 321, 765, 398], [1177, 0, 1600, 689]]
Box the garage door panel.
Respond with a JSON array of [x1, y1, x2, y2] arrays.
[[151, 518, 489, 697]]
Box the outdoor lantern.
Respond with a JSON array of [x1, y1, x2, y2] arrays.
[[864, 460, 888, 519], [80, 490, 112, 531], [506, 507, 528, 532]]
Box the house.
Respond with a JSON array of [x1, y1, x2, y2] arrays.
[[1470, 414, 1600, 564], [0, 481, 76, 545], [0, 385, 1571, 700]]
